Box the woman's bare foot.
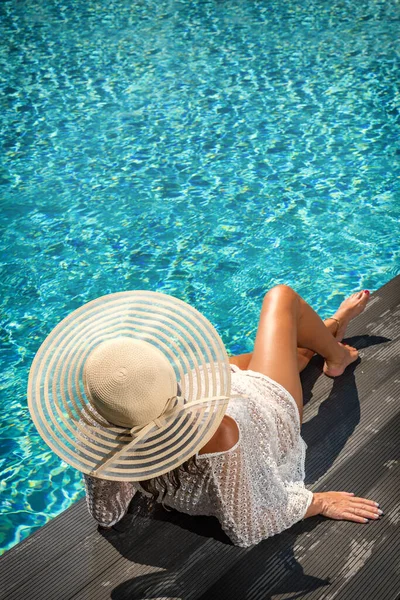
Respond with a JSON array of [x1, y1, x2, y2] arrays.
[[323, 343, 359, 377], [330, 290, 370, 342]]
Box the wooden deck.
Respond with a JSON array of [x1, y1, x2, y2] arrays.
[[1, 276, 399, 600]]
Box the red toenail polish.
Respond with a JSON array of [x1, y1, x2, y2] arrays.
[[364, 290, 370, 295]]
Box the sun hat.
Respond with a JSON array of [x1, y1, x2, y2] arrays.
[[27, 291, 232, 482]]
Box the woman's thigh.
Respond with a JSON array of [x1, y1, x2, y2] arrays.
[[247, 286, 303, 421]]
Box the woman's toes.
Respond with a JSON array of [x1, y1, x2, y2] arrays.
[[329, 290, 371, 342], [358, 290, 370, 309], [335, 290, 370, 322]]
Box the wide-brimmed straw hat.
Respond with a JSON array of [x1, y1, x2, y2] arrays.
[[27, 291, 231, 481]]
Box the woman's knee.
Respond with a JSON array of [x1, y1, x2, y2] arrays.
[[262, 285, 298, 308]]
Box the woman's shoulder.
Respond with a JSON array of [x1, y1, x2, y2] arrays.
[[198, 414, 239, 456]]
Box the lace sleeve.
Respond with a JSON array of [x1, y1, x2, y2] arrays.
[[83, 474, 136, 527], [211, 446, 313, 547]]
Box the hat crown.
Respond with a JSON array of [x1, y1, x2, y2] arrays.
[[83, 337, 177, 428]]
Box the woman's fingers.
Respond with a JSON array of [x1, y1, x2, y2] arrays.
[[354, 501, 380, 510], [342, 508, 381, 522], [349, 496, 379, 508], [339, 500, 382, 522], [342, 512, 369, 523], [348, 500, 382, 518], [348, 506, 380, 519]]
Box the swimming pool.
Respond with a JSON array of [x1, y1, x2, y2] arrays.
[[1, 0, 399, 554]]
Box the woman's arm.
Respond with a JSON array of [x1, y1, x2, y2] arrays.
[[304, 491, 382, 523], [84, 474, 136, 528]]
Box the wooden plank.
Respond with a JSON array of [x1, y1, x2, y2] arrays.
[[75, 537, 244, 600], [271, 466, 400, 599], [305, 376, 400, 486], [1, 519, 170, 600], [0, 500, 94, 599]]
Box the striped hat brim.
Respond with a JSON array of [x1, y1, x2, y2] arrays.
[[27, 291, 231, 481]]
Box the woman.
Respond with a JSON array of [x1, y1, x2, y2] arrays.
[[28, 287, 381, 548]]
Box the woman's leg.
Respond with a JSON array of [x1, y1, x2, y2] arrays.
[[229, 317, 338, 373], [229, 349, 319, 372], [247, 285, 358, 423], [229, 290, 369, 373]]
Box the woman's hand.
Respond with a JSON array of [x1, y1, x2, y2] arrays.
[[306, 491, 383, 523]]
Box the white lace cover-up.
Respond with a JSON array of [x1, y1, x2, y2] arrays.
[[84, 365, 313, 547]]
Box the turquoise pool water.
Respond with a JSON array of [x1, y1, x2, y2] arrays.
[[1, 0, 399, 554]]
